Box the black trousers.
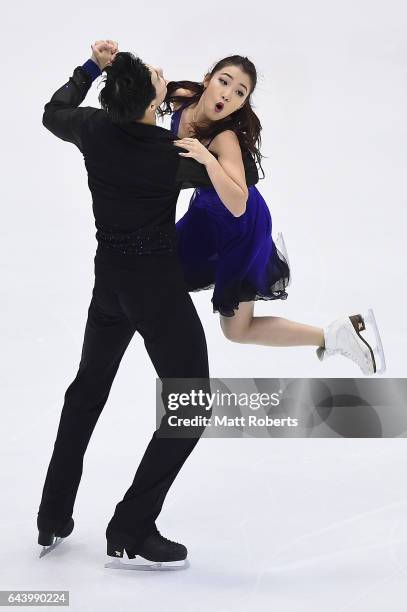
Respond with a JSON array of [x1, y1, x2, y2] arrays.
[[38, 250, 210, 545]]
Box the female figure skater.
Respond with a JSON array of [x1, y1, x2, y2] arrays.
[[162, 55, 385, 375]]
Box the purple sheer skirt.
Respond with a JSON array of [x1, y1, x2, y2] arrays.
[[175, 184, 290, 317]]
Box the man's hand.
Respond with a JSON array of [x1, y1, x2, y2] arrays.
[[91, 39, 119, 70]]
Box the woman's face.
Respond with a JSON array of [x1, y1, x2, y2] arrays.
[[202, 64, 252, 120]]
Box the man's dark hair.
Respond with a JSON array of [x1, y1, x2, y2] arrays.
[[98, 52, 156, 123]]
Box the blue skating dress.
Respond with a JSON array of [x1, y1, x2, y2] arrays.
[[172, 102, 290, 317]]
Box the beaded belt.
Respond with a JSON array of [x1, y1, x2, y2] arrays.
[[96, 226, 178, 255]]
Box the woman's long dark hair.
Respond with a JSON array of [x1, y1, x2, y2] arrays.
[[158, 55, 264, 176]]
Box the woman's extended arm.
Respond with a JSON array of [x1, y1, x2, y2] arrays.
[[174, 130, 248, 217]]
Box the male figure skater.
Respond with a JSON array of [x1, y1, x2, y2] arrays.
[[37, 40, 257, 568]]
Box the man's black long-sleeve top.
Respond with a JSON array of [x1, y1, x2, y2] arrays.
[[42, 65, 258, 251]]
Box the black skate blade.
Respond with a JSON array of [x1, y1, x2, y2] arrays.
[[39, 537, 64, 558], [104, 556, 190, 571]]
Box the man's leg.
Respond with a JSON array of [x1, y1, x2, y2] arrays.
[[106, 259, 210, 545], [38, 282, 135, 529]]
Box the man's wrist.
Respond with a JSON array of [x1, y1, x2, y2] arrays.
[[81, 58, 102, 82]]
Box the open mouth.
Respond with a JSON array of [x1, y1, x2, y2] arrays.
[[215, 102, 224, 113]]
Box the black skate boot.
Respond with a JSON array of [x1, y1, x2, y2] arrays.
[[105, 530, 189, 571], [37, 517, 74, 558]]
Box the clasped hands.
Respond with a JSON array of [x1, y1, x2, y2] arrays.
[[91, 39, 119, 70]]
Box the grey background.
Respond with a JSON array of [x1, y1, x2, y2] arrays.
[[1, 0, 407, 610]]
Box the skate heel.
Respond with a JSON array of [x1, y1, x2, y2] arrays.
[[56, 517, 74, 538], [349, 314, 366, 333], [106, 542, 137, 560], [107, 542, 124, 558], [349, 313, 376, 373], [363, 308, 386, 374]]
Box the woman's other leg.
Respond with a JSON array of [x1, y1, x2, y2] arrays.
[[220, 301, 324, 347]]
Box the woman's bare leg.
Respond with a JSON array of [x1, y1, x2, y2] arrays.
[[220, 301, 324, 347]]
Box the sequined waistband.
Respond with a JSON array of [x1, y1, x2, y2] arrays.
[[95, 226, 177, 255]]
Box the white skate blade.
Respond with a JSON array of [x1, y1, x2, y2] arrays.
[[39, 537, 64, 558], [363, 308, 386, 374], [275, 231, 292, 286], [104, 556, 190, 572]]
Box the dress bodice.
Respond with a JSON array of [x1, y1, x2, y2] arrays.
[[170, 101, 194, 139]]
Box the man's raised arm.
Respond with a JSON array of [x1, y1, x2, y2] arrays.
[[42, 40, 117, 151]]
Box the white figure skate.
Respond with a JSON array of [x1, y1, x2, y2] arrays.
[[275, 231, 292, 286], [316, 308, 386, 375]]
